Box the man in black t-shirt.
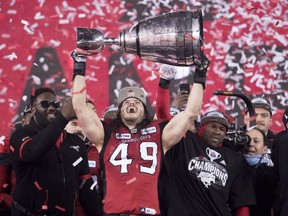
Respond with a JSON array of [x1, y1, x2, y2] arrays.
[[164, 110, 256, 216]]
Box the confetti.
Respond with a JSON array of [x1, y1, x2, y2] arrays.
[[126, 177, 136, 185], [0, 0, 286, 139]]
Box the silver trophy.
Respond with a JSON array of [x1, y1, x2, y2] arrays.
[[77, 10, 203, 66]]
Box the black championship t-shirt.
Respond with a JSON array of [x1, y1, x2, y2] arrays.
[[164, 131, 256, 216]]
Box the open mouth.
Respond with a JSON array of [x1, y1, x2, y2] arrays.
[[247, 147, 255, 154], [127, 107, 136, 113], [47, 112, 57, 118]]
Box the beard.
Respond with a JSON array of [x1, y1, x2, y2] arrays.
[[34, 109, 56, 128]]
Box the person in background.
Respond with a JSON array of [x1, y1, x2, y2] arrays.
[[0, 104, 32, 216], [243, 127, 277, 216], [9, 88, 102, 216], [155, 64, 199, 132], [65, 99, 103, 216], [245, 97, 276, 150], [71, 49, 206, 215], [164, 110, 256, 216], [271, 108, 288, 216], [102, 107, 118, 121]]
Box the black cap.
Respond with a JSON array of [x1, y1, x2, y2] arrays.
[[200, 110, 228, 128], [251, 97, 272, 115]]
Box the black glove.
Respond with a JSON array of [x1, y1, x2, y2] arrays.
[[71, 51, 87, 79], [193, 54, 210, 89]]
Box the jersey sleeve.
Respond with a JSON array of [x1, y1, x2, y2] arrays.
[[9, 113, 68, 163], [156, 85, 172, 121]]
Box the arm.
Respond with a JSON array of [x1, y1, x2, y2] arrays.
[[162, 83, 203, 154], [10, 113, 68, 162], [155, 64, 178, 120], [162, 56, 209, 154], [71, 51, 105, 151], [156, 78, 172, 120]]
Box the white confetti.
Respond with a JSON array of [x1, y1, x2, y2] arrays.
[[21, 19, 29, 25], [4, 52, 17, 60]]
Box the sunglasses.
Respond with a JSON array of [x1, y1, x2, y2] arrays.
[[34, 100, 61, 109]]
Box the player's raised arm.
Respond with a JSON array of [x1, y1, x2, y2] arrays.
[[71, 50, 104, 150], [162, 56, 210, 154]]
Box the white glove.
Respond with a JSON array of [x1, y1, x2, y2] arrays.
[[159, 64, 178, 80]]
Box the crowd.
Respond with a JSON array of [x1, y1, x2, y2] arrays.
[[0, 48, 287, 216]]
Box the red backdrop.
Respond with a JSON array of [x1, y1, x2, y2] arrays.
[[0, 0, 287, 139]]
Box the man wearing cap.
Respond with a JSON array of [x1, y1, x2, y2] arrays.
[[71, 50, 206, 215], [163, 110, 256, 216], [245, 97, 276, 149]]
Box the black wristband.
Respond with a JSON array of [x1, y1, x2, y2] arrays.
[[193, 69, 207, 89], [159, 78, 171, 89], [73, 62, 86, 80]]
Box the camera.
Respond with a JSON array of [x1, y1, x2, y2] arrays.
[[224, 123, 251, 152]]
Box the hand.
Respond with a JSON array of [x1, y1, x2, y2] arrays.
[[171, 92, 189, 111], [71, 50, 87, 63], [159, 64, 178, 80], [71, 49, 87, 79], [196, 54, 210, 71], [193, 54, 210, 89], [61, 97, 76, 120]]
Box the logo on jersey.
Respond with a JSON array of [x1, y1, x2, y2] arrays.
[[141, 126, 157, 135], [70, 145, 80, 152], [115, 133, 131, 139], [188, 148, 228, 188], [140, 207, 156, 215], [206, 147, 221, 161], [88, 160, 96, 168]]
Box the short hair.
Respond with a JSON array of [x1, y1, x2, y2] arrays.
[[30, 88, 55, 106]]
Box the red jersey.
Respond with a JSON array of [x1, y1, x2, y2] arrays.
[[76, 143, 101, 216], [101, 120, 164, 215], [87, 144, 101, 191]]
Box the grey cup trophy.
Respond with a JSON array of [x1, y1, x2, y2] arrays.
[[77, 10, 203, 66]]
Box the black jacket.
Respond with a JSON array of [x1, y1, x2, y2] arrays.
[[9, 113, 102, 216]]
